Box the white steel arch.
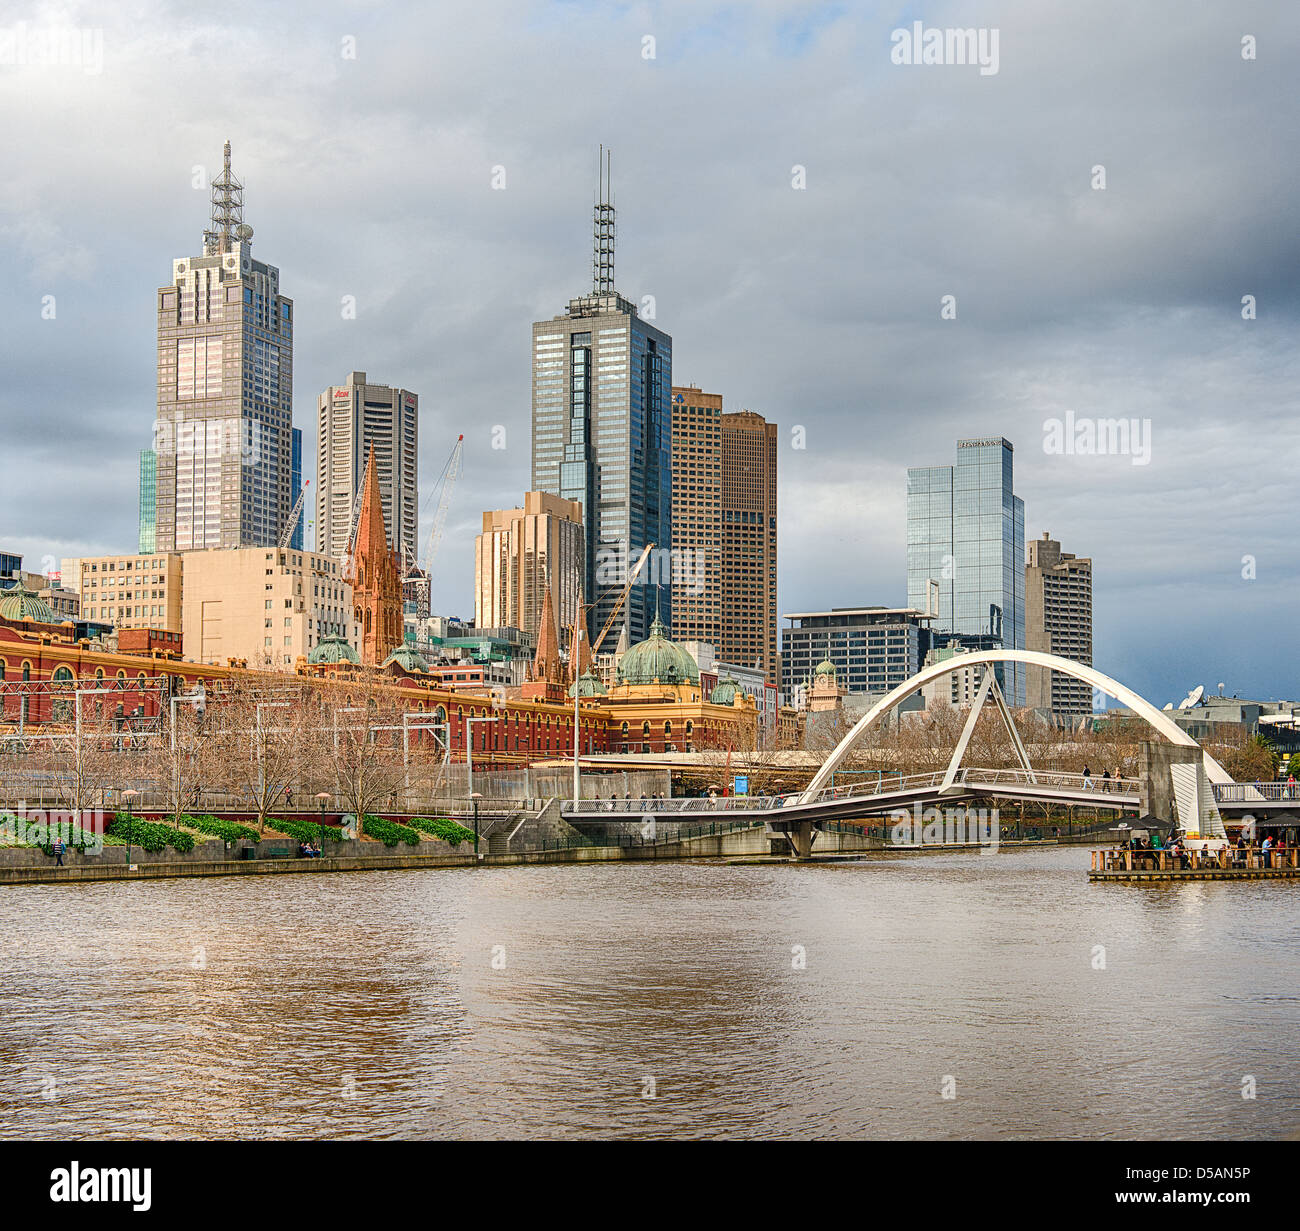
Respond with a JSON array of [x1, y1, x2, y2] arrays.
[[800, 649, 1231, 801]]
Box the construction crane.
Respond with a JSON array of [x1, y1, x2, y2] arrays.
[[340, 454, 370, 581], [589, 541, 655, 656], [278, 479, 310, 549], [404, 434, 464, 598]]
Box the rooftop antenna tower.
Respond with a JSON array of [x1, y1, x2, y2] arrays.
[[592, 144, 615, 295], [204, 139, 246, 256]]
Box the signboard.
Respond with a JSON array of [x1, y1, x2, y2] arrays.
[[733, 775, 749, 796]]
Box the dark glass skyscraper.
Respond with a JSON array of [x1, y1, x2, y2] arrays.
[[530, 152, 671, 647], [907, 437, 1026, 704]]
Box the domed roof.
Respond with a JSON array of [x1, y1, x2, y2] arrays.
[[308, 635, 361, 666], [710, 674, 741, 705], [814, 657, 837, 677], [383, 644, 429, 673], [0, 584, 59, 625], [615, 614, 699, 686], [568, 668, 608, 698]]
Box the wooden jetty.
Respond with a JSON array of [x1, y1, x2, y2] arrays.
[[1090, 846, 1300, 882]]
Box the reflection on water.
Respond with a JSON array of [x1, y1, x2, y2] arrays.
[[0, 849, 1296, 1139]]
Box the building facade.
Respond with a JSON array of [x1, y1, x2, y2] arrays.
[[138, 450, 157, 554], [531, 163, 671, 648], [781, 606, 932, 703], [474, 492, 584, 645], [63, 553, 183, 632], [316, 371, 418, 564], [669, 387, 722, 650], [152, 142, 296, 553], [181, 547, 353, 669], [907, 437, 1026, 705], [1025, 531, 1093, 719]]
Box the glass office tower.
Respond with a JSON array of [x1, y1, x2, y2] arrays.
[[907, 437, 1025, 704], [138, 449, 157, 554]]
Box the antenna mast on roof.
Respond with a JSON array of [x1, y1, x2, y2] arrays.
[[592, 144, 615, 295], [204, 139, 245, 255]]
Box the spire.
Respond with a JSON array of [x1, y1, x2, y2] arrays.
[[348, 443, 403, 668], [532, 584, 563, 684], [570, 588, 592, 679], [204, 138, 246, 255], [592, 144, 615, 295]]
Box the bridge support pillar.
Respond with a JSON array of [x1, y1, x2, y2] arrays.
[[1139, 741, 1199, 822], [786, 821, 818, 860]]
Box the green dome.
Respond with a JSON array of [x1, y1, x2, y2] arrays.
[[568, 668, 608, 698], [383, 645, 429, 673], [814, 657, 837, 678], [709, 674, 741, 705], [0, 584, 59, 624], [615, 615, 699, 686], [308, 635, 361, 666]]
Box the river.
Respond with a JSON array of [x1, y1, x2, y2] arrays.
[[1, 847, 1296, 1139]]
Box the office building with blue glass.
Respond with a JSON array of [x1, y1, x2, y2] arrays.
[[530, 154, 671, 647], [907, 437, 1026, 704]]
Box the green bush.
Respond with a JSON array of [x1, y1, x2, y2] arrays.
[[107, 813, 194, 854], [265, 817, 343, 843], [409, 816, 477, 847], [361, 815, 421, 847], [185, 814, 260, 844]]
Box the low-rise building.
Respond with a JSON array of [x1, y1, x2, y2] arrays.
[[63, 553, 182, 632]]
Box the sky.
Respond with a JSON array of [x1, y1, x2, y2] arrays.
[[1, 0, 1297, 708]]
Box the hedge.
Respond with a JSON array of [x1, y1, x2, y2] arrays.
[[265, 817, 344, 843], [185, 814, 260, 844], [106, 814, 194, 853], [361, 815, 421, 847], [409, 816, 477, 847]]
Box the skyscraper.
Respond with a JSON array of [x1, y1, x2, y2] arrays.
[[316, 372, 418, 564], [907, 437, 1025, 705], [531, 148, 672, 648], [138, 450, 157, 554], [475, 492, 585, 644], [152, 141, 295, 552], [669, 388, 778, 680], [1025, 532, 1093, 720]]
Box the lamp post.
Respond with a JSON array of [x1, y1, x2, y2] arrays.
[[316, 792, 330, 856], [470, 791, 482, 858]]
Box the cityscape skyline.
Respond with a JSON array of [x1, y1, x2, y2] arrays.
[[2, 3, 1296, 709]]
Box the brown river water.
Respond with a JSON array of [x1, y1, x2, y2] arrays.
[[1, 847, 1296, 1139]]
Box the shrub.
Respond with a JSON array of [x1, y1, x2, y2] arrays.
[[361, 815, 421, 848], [409, 816, 477, 847], [185, 814, 259, 844], [107, 813, 194, 854], [265, 817, 343, 843]]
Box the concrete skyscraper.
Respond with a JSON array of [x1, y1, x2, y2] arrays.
[[317, 372, 419, 564], [1025, 532, 1093, 721], [907, 437, 1026, 705], [151, 141, 297, 552], [531, 148, 672, 648]]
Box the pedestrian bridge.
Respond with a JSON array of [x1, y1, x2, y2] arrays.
[[565, 650, 1234, 857]]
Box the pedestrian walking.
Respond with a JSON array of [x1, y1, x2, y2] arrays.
[[1082, 764, 1093, 791]]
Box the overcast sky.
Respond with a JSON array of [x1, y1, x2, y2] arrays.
[[2, 0, 1297, 707]]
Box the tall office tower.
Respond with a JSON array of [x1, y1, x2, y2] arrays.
[[152, 141, 295, 552], [138, 450, 157, 553], [1025, 532, 1093, 720], [668, 387, 722, 649], [316, 372, 419, 564], [720, 410, 778, 679], [475, 492, 585, 643], [907, 437, 1026, 705], [531, 148, 672, 648]]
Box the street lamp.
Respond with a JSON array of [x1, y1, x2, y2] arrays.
[[316, 792, 330, 856], [122, 789, 139, 866], [470, 791, 482, 858], [465, 716, 496, 802]]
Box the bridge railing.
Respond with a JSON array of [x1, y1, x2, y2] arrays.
[[1213, 782, 1299, 803]]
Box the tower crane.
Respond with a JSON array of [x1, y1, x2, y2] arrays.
[[404, 434, 464, 602], [587, 542, 655, 656], [278, 479, 310, 549]]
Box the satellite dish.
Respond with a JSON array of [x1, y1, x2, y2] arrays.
[[234, 223, 254, 241], [1179, 684, 1205, 709]]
